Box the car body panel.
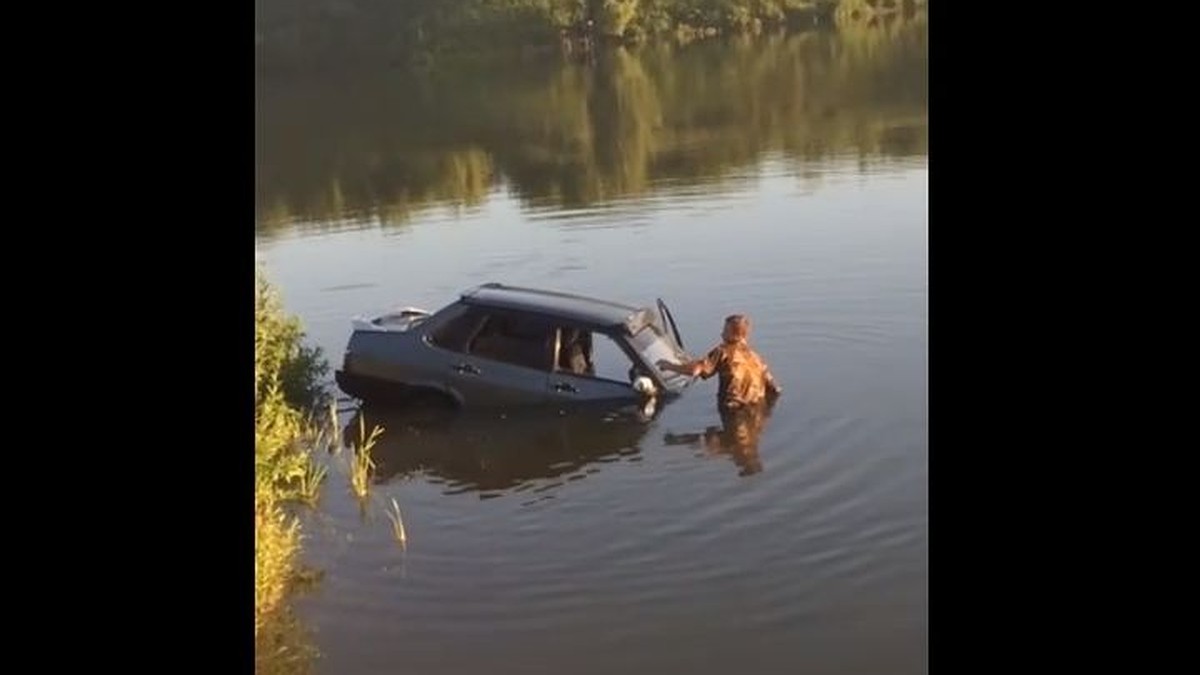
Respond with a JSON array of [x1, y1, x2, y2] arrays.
[[335, 283, 693, 409]]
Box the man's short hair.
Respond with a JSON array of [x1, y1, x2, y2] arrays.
[[724, 314, 750, 338]]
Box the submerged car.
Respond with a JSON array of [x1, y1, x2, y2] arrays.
[[334, 282, 694, 409]]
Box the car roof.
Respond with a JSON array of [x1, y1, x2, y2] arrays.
[[460, 283, 648, 330]]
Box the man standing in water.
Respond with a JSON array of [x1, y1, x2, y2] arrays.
[[658, 314, 781, 476], [658, 314, 782, 411]]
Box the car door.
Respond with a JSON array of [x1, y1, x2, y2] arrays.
[[656, 297, 686, 352], [451, 310, 554, 407], [546, 327, 642, 406], [422, 304, 552, 407]]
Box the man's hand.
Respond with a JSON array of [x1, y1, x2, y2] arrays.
[[659, 359, 698, 377], [765, 371, 782, 398]]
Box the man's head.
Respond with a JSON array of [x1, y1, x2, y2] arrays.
[[722, 314, 751, 343]]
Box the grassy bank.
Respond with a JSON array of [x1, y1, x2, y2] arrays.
[[254, 271, 329, 674]]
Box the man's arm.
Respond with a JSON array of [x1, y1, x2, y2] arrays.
[[659, 347, 721, 379], [660, 358, 704, 377]]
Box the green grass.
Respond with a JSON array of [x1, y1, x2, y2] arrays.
[[348, 415, 384, 500], [255, 270, 329, 674], [255, 269, 399, 673]]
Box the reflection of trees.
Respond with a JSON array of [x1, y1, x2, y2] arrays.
[[256, 148, 493, 231], [479, 47, 662, 207], [256, 17, 926, 230], [592, 48, 662, 197]]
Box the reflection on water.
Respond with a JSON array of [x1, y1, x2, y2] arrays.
[[663, 400, 777, 477], [256, 14, 926, 231], [344, 403, 658, 499]]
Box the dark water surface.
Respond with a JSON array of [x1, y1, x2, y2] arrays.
[[256, 16, 926, 675]]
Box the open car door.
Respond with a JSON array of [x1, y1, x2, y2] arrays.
[[656, 298, 686, 353]]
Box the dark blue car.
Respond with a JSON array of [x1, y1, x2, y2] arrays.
[[335, 283, 694, 410]]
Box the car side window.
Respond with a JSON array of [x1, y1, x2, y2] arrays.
[[467, 312, 556, 371], [429, 304, 488, 353], [556, 328, 640, 384]]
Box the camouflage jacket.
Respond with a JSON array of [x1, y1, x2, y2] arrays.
[[695, 341, 782, 410]]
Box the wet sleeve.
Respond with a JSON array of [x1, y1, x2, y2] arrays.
[[696, 346, 724, 380]]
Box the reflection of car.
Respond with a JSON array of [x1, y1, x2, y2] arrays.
[[334, 282, 693, 409], [343, 403, 655, 496]]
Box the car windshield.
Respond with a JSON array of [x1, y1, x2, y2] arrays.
[[630, 325, 690, 386]]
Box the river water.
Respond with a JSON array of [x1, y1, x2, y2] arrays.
[[255, 15, 927, 675]]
